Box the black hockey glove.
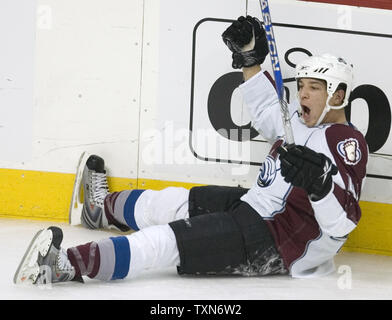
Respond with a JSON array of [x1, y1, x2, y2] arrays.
[[277, 145, 338, 201], [222, 15, 269, 69]]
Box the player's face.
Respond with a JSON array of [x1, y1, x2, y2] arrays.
[[297, 78, 329, 127]]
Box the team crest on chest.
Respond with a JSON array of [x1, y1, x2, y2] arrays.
[[257, 155, 277, 187], [337, 138, 361, 165]]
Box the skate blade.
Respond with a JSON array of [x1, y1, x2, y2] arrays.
[[13, 229, 54, 285], [69, 151, 91, 225]]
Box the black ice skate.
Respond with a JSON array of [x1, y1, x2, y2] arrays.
[[13, 226, 79, 285]]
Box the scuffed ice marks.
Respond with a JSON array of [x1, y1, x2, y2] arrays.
[[229, 246, 288, 276]]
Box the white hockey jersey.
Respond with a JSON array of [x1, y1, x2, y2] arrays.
[[239, 70, 368, 278]]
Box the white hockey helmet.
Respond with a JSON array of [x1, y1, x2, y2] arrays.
[[295, 53, 354, 125]]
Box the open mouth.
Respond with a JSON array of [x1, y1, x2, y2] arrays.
[[301, 105, 311, 117]]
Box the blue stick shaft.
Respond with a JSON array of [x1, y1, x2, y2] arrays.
[[259, 0, 295, 144], [259, 0, 284, 99]]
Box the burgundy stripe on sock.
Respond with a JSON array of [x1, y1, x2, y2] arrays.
[[67, 242, 101, 279], [104, 192, 130, 232], [104, 192, 120, 225]]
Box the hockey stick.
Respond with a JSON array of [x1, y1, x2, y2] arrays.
[[258, 0, 295, 145]]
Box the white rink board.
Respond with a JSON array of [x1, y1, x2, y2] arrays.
[[0, 0, 36, 162], [0, 0, 144, 179]]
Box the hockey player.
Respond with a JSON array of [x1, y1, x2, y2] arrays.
[[14, 16, 368, 285]]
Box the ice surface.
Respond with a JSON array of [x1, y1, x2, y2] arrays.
[[2, 218, 392, 300]]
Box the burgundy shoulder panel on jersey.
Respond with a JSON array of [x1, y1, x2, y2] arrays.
[[325, 124, 368, 224], [325, 124, 368, 195]]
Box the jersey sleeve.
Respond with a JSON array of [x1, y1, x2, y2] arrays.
[[306, 124, 368, 237], [238, 69, 297, 143]]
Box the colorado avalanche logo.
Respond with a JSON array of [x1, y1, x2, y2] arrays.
[[337, 138, 361, 165], [257, 155, 277, 187]]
